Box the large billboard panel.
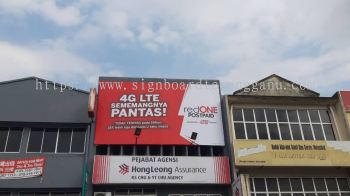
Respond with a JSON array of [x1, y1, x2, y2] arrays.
[[233, 140, 350, 167], [92, 155, 230, 184], [0, 157, 45, 179], [95, 77, 225, 145]]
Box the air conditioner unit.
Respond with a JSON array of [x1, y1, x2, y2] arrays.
[[94, 192, 112, 196]]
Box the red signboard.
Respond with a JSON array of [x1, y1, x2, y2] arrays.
[[340, 91, 350, 112], [95, 78, 225, 145], [0, 157, 45, 179]]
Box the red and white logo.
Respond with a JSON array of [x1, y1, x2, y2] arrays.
[[119, 163, 129, 175]]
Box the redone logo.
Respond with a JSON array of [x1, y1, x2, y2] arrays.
[[183, 106, 218, 118]]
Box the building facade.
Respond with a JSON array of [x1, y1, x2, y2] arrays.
[[224, 75, 350, 195], [91, 77, 233, 196], [0, 77, 94, 196], [1, 75, 349, 196]]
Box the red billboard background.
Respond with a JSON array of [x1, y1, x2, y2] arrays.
[[95, 79, 191, 145]]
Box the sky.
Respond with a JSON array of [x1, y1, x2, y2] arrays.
[[0, 0, 349, 95]]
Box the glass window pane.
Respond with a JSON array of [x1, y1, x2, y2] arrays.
[[291, 124, 303, 140], [291, 178, 303, 191], [323, 124, 335, 140], [279, 123, 292, 140], [288, 110, 299, 122], [188, 146, 199, 156], [35, 193, 49, 196], [143, 188, 156, 195], [150, 145, 161, 156], [309, 110, 321, 123], [302, 124, 314, 140], [213, 146, 224, 156], [244, 109, 254, 121], [266, 178, 278, 191], [312, 124, 324, 140], [326, 178, 339, 191], [246, 123, 257, 139], [254, 178, 266, 191], [337, 178, 350, 191], [162, 145, 173, 156], [233, 109, 243, 121], [20, 193, 35, 196], [199, 146, 211, 156], [303, 178, 315, 191], [71, 128, 86, 153], [6, 127, 23, 152], [255, 109, 266, 122], [314, 178, 327, 191], [279, 178, 291, 191], [305, 194, 316, 196], [27, 128, 44, 152], [257, 123, 269, 140], [42, 128, 58, 153], [0, 127, 9, 152], [266, 109, 277, 122], [293, 194, 303, 196], [256, 194, 267, 196], [319, 110, 331, 123], [51, 193, 65, 196], [175, 146, 186, 156], [268, 124, 280, 140], [298, 110, 310, 122], [110, 145, 121, 155], [124, 145, 134, 155], [234, 123, 246, 139], [329, 194, 340, 196], [66, 193, 80, 196], [318, 194, 327, 196], [281, 194, 292, 196], [277, 110, 288, 122], [57, 128, 72, 153]]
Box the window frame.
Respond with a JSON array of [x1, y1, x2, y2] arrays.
[[26, 127, 86, 154], [249, 177, 350, 195], [231, 105, 336, 141], [0, 127, 23, 153]]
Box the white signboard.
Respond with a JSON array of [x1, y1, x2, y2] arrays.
[[93, 156, 230, 184]]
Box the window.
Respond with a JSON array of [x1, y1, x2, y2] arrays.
[[114, 188, 156, 196], [42, 128, 58, 153], [250, 177, 350, 195], [163, 145, 174, 156], [0, 127, 23, 153], [95, 145, 225, 157], [27, 128, 86, 153], [232, 108, 335, 141], [19, 192, 80, 196], [169, 194, 221, 196]]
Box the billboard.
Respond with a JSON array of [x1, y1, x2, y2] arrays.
[[233, 140, 350, 167], [340, 91, 350, 112], [95, 77, 225, 145], [0, 157, 45, 179], [92, 155, 230, 184]]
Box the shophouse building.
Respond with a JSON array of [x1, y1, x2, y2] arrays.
[[224, 74, 350, 195], [0, 77, 94, 196]]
